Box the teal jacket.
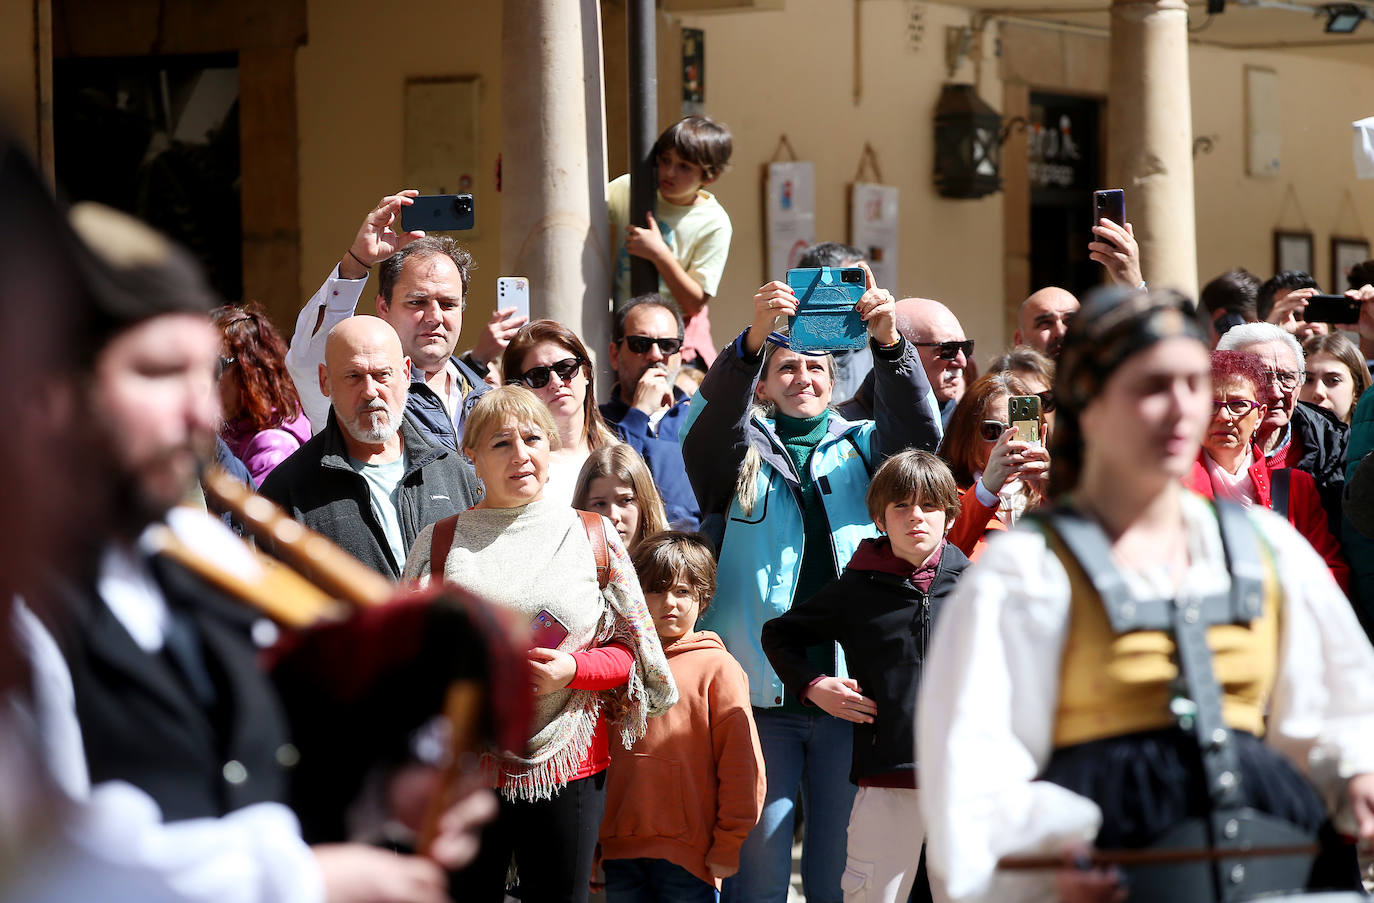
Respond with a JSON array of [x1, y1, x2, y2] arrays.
[[681, 331, 942, 708], [1345, 386, 1374, 630]]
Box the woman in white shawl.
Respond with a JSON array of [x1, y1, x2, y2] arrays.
[[404, 385, 676, 903]]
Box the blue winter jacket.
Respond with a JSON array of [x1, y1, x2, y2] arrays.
[[681, 331, 943, 708]]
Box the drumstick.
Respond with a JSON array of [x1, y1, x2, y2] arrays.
[[417, 680, 485, 856], [998, 842, 1321, 871]]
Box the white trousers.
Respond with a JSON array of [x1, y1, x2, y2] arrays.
[[840, 786, 948, 903]]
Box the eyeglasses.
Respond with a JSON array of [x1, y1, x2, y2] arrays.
[[512, 357, 584, 389], [622, 335, 683, 355], [1035, 390, 1056, 414], [979, 420, 1009, 442], [1264, 369, 1302, 390], [914, 340, 975, 361], [1212, 398, 1262, 419]]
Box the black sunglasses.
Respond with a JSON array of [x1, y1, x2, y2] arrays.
[[512, 357, 584, 389], [914, 339, 975, 361], [623, 335, 683, 355], [979, 420, 1009, 442], [1035, 390, 1056, 414]]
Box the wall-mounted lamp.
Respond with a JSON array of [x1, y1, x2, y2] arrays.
[[933, 84, 1026, 199], [1324, 3, 1365, 31]]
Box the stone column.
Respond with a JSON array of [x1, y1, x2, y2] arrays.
[[1106, 0, 1198, 301], [500, 0, 612, 391]]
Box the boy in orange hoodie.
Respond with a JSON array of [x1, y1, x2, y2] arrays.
[[600, 532, 766, 902]]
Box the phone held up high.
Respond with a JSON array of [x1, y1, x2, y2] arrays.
[[497, 276, 531, 322], [1302, 294, 1362, 325], [401, 194, 476, 232], [1008, 395, 1042, 444], [784, 266, 868, 354], [1093, 189, 1125, 229]]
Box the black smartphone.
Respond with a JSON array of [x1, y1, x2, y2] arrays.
[[1093, 189, 1125, 228], [401, 194, 475, 232], [1302, 294, 1362, 324]]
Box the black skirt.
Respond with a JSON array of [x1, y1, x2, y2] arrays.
[[1041, 727, 1359, 891]]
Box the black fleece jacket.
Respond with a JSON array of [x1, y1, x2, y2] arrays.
[[761, 537, 970, 785], [261, 410, 481, 578]]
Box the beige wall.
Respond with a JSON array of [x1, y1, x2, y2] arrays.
[[295, 0, 505, 350], [1190, 44, 1374, 293], [665, 0, 1008, 356]]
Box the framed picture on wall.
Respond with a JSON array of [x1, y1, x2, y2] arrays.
[[1274, 230, 1313, 276], [1331, 236, 1370, 291]]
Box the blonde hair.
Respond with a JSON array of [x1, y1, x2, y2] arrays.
[[571, 444, 669, 550], [735, 339, 838, 517], [461, 385, 562, 456]]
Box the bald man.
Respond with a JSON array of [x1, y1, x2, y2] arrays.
[[262, 316, 480, 577], [1013, 287, 1080, 358], [896, 297, 972, 428]]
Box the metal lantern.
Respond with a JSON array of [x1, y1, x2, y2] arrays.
[[934, 83, 1005, 199]]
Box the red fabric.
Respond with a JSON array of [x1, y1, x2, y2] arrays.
[[1268, 432, 1302, 470], [946, 484, 1006, 562], [564, 642, 634, 779], [1184, 448, 1349, 591]]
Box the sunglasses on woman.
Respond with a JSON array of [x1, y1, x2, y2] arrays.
[[511, 357, 585, 389], [979, 420, 1009, 442]]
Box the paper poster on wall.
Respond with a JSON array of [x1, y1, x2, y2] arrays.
[[766, 161, 815, 281], [850, 182, 899, 292]]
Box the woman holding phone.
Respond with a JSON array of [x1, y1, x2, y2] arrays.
[[681, 263, 942, 903], [940, 372, 1050, 561], [917, 288, 1374, 903], [403, 386, 676, 903]]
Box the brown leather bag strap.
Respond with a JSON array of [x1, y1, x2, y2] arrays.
[[576, 509, 610, 590], [429, 514, 460, 582]]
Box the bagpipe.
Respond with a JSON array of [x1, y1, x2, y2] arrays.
[[164, 465, 534, 850]]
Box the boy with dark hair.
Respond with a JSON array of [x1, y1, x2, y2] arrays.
[[601, 532, 765, 902], [762, 450, 970, 903], [609, 115, 735, 368]]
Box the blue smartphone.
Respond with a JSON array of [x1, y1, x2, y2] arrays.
[[785, 266, 868, 353]]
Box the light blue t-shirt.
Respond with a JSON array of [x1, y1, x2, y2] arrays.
[[349, 453, 407, 569]]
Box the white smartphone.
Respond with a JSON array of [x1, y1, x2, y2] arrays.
[[496, 276, 531, 322]]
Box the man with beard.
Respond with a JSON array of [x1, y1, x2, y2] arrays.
[[1012, 286, 1079, 359], [262, 316, 479, 578], [598, 293, 700, 528], [18, 199, 492, 902]]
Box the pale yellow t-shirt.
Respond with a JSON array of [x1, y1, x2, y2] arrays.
[[608, 173, 733, 364]]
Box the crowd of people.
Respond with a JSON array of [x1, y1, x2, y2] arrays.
[[7, 106, 1374, 903]]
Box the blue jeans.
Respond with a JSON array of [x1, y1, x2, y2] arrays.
[[604, 858, 718, 903], [721, 709, 856, 903]]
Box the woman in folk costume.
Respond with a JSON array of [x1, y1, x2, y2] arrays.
[[916, 287, 1374, 903], [404, 385, 677, 903]]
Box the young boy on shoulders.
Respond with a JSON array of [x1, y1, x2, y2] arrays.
[[600, 531, 765, 903], [608, 115, 733, 368], [761, 450, 969, 903]]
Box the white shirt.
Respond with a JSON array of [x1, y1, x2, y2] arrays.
[[916, 492, 1374, 903]]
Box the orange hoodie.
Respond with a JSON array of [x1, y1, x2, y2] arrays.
[[599, 630, 766, 888]]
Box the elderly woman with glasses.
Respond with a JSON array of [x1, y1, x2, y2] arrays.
[[940, 371, 1051, 561], [502, 320, 620, 506], [1183, 349, 1349, 591], [680, 265, 942, 903]]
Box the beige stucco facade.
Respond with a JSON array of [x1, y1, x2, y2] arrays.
[[6, 0, 1374, 366]]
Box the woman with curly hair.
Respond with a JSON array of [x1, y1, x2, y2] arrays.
[[213, 303, 311, 483]]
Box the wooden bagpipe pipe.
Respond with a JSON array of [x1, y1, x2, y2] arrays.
[[156, 465, 533, 850]]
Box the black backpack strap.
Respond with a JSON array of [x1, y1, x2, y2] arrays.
[[1269, 468, 1291, 522]]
